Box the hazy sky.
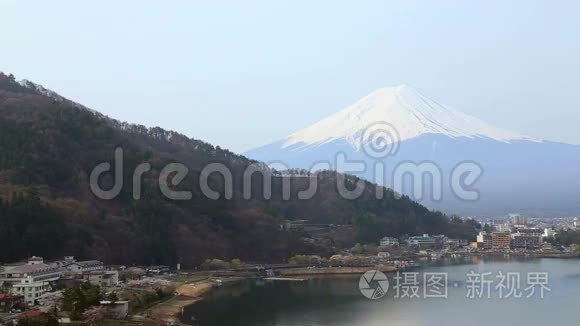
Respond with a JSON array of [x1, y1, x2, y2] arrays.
[[1, 1, 579, 153]]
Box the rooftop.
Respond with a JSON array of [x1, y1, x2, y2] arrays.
[[66, 260, 104, 267], [1, 263, 61, 275]]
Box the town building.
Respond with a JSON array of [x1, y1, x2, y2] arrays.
[[543, 228, 557, 238], [491, 232, 511, 250], [511, 235, 542, 250], [476, 231, 493, 249], [99, 300, 129, 319], [26, 256, 44, 265], [64, 260, 104, 274], [510, 214, 528, 227], [495, 223, 512, 233], [443, 238, 468, 250], [377, 252, 391, 259], [145, 266, 170, 275], [379, 237, 399, 247], [406, 234, 444, 249], [51, 256, 77, 269], [0, 257, 62, 305], [516, 228, 543, 236], [83, 271, 119, 287], [510, 229, 543, 250]]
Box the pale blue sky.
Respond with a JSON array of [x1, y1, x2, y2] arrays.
[[1, 0, 579, 152]]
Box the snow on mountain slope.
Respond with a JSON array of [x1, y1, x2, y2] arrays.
[[244, 85, 580, 216], [17, 79, 102, 115], [283, 85, 539, 149]]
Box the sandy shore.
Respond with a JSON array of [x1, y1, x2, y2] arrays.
[[142, 280, 215, 325], [143, 277, 249, 325], [142, 267, 396, 324]]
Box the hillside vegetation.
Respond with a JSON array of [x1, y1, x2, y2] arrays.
[[0, 73, 478, 267]]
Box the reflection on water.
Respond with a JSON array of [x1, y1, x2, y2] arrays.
[[181, 257, 580, 326]]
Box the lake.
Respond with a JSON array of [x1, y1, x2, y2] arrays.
[[181, 257, 580, 326]]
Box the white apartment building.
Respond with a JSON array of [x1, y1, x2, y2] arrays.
[[543, 228, 557, 238], [379, 237, 399, 247], [0, 258, 62, 305]]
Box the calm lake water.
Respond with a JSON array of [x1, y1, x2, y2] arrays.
[[181, 257, 580, 326]]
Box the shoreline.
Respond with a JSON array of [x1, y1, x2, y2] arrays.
[[140, 279, 214, 325], [142, 254, 578, 324], [142, 266, 398, 325], [142, 276, 247, 325], [278, 266, 397, 276]]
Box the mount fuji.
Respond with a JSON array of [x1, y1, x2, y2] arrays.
[[245, 85, 580, 216]]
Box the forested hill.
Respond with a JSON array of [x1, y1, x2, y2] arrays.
[[0, 73, 479, 267]]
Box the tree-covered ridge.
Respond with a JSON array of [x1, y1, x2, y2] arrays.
[[0, 72, 478, 267], [0, 193, 66, 262]]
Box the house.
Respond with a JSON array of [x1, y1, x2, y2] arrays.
[[379, 237, 399, 247], [0, 257, 63, 305], [377, 252, 391, 259], [100, 300, 129, 319], [443, 239, 466, 250], [145, 266, 170, 275], [83, 271, 119, 287], [64, 260, 104, 274], [26, 256, 44, 265]]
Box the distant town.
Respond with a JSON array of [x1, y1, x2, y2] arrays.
[[1, 213, 579, 324], [380, 214, 579, 255]]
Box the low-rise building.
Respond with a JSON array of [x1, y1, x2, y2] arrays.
[[51, 256, 77, 269], [99, 300, 129, 319], [83, 271, 119, 287], [511, 235, 541, 249], [406, 234, 444, 249], [64, 260, 104, 274], [377, 252, 391, 259], [476, 232, 493, 249], [0, 257, 63, 305], [379, 237, 399, 247], [444, 238, 469, 250], [516, 228, 543, 236], [492, 232, 511, 250], [145, 266, 170, 275], [510, 229, 543, 250], [543, 228, 557, 238]]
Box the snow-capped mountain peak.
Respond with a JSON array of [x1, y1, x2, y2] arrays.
[[283, 85, 538, 148]]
